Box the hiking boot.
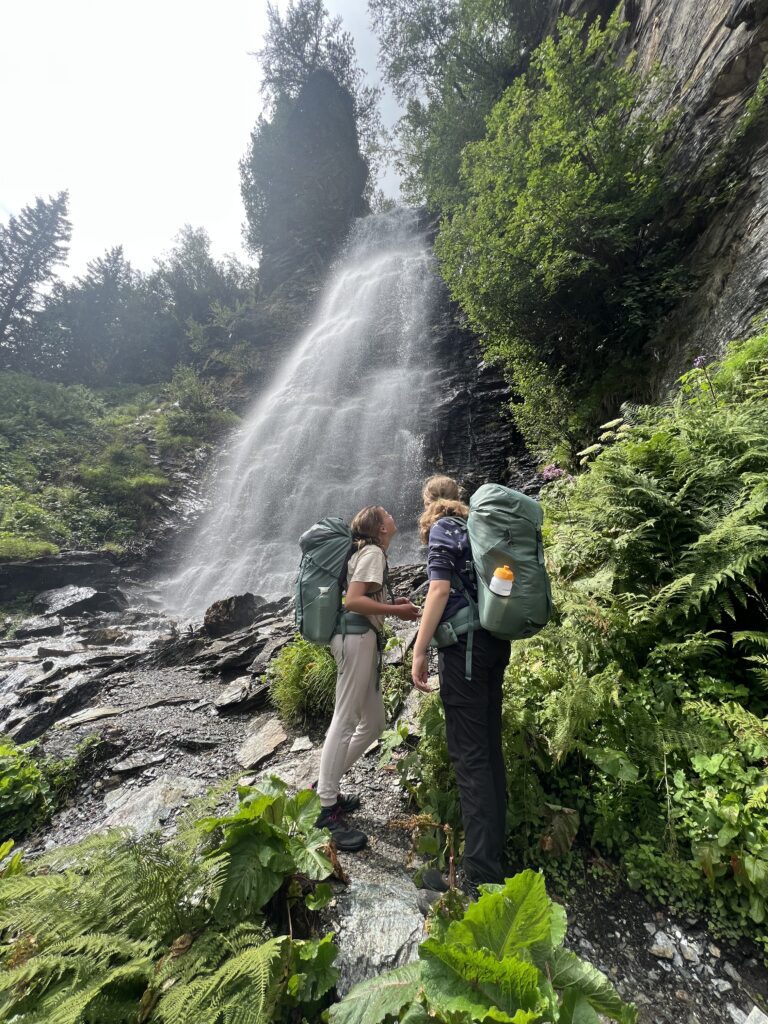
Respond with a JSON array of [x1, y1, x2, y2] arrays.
[[420, 867, 450, 893], [315, 801, 367, 852], [456, 869, 481, 903], [311, 780, 361, 814]]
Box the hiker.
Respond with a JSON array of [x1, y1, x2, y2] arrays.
[[411, 475, 512, 897], [315, 504, 420, 850]]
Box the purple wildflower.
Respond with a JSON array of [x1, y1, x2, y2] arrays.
[[693, 354, 707, 369], [541, 464, 565, 482]]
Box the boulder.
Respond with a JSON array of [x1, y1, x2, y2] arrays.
[[333, 880, 424, 998], [203, 593, 265, 638], [31, 585, 128, 618]]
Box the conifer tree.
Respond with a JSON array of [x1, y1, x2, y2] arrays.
[[0, 192, 71, 367]]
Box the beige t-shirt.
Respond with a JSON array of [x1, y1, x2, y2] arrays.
[[346, 544, 388, 631]]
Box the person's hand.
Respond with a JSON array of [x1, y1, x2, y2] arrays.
[[411, 650, 434, 692], [392, 596, 411, 605], [395, 601, 421, 622]]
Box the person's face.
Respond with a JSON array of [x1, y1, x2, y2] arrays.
[[379, 509, 397, 538]]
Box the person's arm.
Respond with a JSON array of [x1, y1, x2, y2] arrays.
[[345, 580, 420, 621], [411, 578, 451, 692]]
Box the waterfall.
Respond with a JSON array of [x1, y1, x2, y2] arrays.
[[161, 208, 439, 619]]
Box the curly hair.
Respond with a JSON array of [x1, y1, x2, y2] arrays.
[[418, 475, 469, 543]]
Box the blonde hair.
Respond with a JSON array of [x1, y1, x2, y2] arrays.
[[350, 505, 385, 550], [419, 475, 469, 544]]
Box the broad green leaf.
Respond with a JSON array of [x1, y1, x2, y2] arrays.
[[448, 871, 553, 960], [305, 881, 333, 910], [288, 832, 333, 880], [287, 934, 338, 1002], [420, 936, 540, 1019], [284, 788, 322, 833], [540, 805, 580, 858], [583, 747, 639, 784], [328, 962, 423, 1024], [538, 948, 637, 1024], [560, 991, 601, 1023], [399, 1004, 432, 1023], [549, 901, 568, 948]]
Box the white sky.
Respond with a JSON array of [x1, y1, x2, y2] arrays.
[[0, 0, 400, 280]]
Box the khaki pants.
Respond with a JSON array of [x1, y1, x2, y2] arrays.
[[317, 631, 385, 806]]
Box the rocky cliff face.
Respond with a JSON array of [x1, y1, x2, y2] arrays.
[[558, 0, 768, 386], [425, 283, 538, 494]]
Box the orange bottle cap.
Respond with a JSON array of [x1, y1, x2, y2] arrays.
[[494, 565, 515, 581]]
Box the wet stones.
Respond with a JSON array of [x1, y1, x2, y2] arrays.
[[15, 616, 65, 639]]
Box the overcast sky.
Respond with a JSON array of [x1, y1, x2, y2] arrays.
[[0, 0, 401, 280]]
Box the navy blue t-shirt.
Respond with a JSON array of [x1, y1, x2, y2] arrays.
[[426, 517, 477, 623]]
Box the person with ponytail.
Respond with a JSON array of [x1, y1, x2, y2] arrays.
[[315, 504, 420, 850], [411, 476, 511, 897]]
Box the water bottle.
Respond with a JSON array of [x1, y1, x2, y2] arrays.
[[489, 565, 515, 596]]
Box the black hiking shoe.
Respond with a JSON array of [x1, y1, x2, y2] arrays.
[[311, 780, 361, 814], [315, 802, 367, 851], [420, 867, 450, 893], [456, 869, 481, 902]]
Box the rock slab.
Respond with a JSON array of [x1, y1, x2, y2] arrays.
[[103, 775, 203, 835], [333, 879, 424, 998], [236, 716, 287, 769]]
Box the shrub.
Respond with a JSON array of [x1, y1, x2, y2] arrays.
[[269, 635, 338, 728], [0, 739, 52, 839], [436, 12, 684, 456], [0, 776, 338, 1022]]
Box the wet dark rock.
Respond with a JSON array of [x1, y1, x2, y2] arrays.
[[214, 678, 270, 713], [203, 592, 266, 638], [80, 626, 132, 646], [0, 550, 120, 604], [8, 673, 103, 741], [102, 775, 203, 835], [249, 634, 294, 674], [31, 585, 128, 618], [15, 616, 65, 639]]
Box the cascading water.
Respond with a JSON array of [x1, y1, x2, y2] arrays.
[[161, 208, 439, 619]]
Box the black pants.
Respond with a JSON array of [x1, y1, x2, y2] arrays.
[[438, 628, 511, 885]]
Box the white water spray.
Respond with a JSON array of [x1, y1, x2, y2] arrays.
[[162, 209, 438, 618]]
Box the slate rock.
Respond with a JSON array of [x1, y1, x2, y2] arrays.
[[112, 750, 167, 774], [9, 674, 104, 741], [56, 705, 125, 729], [15, 616, 65, 639], [236, 716, 287, 768], [650, 931, 676, 960], [333, 879, 424, 998], [102, 775, 203, 835], [203, 593, 265, 638], [214, 678, 270, 713], [746, 1008, 768, 1024], [32, 585, 127, 618], [249, 634, 293, 674]]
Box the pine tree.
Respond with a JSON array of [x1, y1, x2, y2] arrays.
[[0, 192, 71, 368]]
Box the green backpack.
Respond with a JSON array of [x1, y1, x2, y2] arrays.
[[433, 484, 553, 678], [295, 517, 374, 645]]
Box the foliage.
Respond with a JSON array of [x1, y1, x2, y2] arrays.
[[399, 332, 768, 949], [269, 635, 339, 728], [0, 192, 71, 369], [0, 776, 338, 1022], [0, 369, 237, 559], [0, 734, 103, 840], [270, 634, 414, 730], [435, 12, 685, 457], [256, 0, 382, 161], [370, 0, 549, 210], [331, 870, 636, 1023]]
